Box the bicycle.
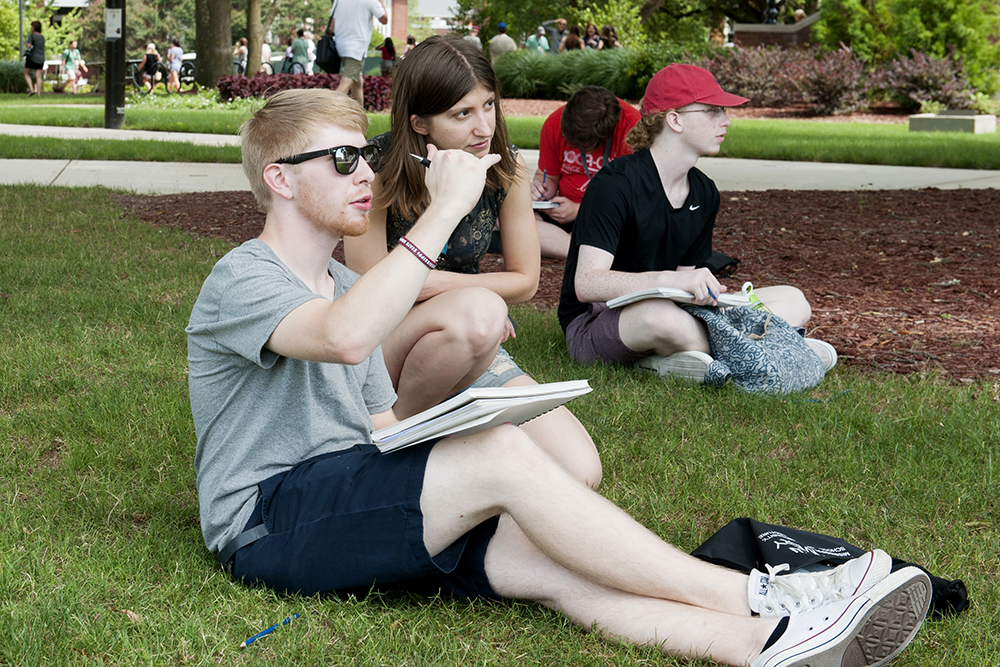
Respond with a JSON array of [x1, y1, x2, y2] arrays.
[[128, 59, 171, 95]]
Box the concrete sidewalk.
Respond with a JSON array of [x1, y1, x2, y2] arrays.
[[3, 123, 1000, 193]]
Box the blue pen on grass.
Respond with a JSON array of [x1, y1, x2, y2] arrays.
[[240, 613, 300, 648]]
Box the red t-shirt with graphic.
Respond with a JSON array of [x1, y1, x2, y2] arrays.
[[536, 99, 641, 203]]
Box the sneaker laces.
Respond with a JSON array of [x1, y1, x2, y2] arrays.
[[761, 563, 857, 616]]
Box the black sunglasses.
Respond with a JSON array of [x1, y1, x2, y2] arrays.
[[275, 144, 382, 174]]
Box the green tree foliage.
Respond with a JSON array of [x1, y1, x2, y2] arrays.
[[0, 0, 19, 60], [815, 0, 1000, 93], [576, 0, 648, 48]]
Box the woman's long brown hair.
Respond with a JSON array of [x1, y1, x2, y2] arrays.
[[374, 34, 516, 222]]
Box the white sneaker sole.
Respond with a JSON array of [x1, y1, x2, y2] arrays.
[[754, 567, 931, 667], [636, 350, 713, 383], [805, 338, 838, 372]]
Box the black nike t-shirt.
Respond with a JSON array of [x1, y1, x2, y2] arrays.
[[558, 150, 719, 331]]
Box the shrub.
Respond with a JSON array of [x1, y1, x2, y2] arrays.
[[699, 46, 799, 108], [868, 50, 975, 110], [216, 72, 393, 111], [790, 46, 868, 115], [0, 60, 28, 94], [494, 42, 706, 102]]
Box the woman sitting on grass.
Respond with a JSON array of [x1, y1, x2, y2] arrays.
[[344, 35, 601, 487]]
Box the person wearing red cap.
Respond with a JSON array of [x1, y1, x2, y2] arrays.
[[558, 63, 837, 381]]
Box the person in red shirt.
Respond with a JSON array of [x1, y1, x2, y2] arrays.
[[530, 86, 641, 259]]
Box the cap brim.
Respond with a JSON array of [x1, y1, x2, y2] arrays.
[[699, 90, 750, 107]]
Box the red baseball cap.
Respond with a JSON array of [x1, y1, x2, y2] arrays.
[[640, 64, 749, 115]]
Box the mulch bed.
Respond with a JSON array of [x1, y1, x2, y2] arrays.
[[117, 186, 1000, 383]]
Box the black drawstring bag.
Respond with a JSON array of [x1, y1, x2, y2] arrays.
[[691, 517, 969, 620]]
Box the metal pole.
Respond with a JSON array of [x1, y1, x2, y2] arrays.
[[18, 0, 24, 61], [765, 0, 780, 24], [104, 0, 125, 129]]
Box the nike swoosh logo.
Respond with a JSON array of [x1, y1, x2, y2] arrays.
[[689, 204, 701, 211]]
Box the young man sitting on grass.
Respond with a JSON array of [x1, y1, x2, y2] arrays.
[[186, 89, 930, 666], [558, 64, 838, 383]]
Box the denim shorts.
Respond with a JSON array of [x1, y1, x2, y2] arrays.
[[565, 303, 649, 366], [468, 346, 526, 389], [230, 442, 500, 600]]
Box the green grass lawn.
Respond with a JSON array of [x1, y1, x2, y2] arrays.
[[2, 184, 997, 665], [4, 92, 1000, 169]]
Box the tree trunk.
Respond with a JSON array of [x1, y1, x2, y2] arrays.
[[247, 0, 262, 76], [195, 0, 233, 89]]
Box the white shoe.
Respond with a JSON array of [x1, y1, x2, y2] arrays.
[[751, 566, 931, 667], [635, 350, 713, 383], [749, 550, 893, 618], [805, 338, 838, 372]]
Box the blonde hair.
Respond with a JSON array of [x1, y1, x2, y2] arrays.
[[625, 111, 668, 152], [240, 89, 369, 212]]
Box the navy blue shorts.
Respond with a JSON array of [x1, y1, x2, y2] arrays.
[[230, 442, 501, 600]]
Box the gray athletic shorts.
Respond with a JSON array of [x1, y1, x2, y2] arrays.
[[468, 346, 526, 389], [565, 303, 649, 366]]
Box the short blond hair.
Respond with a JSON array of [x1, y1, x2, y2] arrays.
[[240, 89, 369, 212]]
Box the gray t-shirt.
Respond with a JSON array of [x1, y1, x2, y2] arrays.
[[186, 239, 397, 554]]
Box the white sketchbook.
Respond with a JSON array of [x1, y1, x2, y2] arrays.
[[532, 200, 560, 210], [372, 380, 592, 452], [607, 287, 751, 309]]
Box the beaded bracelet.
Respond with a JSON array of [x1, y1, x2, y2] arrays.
[[398, 236, 437, 269]]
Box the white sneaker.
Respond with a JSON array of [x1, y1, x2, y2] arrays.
[[751, 566, 931, 667], [635, 350, 713, 383], [805, 338, 838, 372], [749, 550, 893, 617]]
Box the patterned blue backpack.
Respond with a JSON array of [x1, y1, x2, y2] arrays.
[[681, 304, 826, 394]]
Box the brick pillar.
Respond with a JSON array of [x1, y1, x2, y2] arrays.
[[390, 0, 408, 43]]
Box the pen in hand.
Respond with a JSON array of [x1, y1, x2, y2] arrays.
[[707, 288, 718, 302], [410, 153, 431, 168], [240, 613, 300, 648]]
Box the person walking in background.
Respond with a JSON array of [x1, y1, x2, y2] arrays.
[[23, 21, 45, 96], [464, 25, 482, 50], [139, 43, 160, 92], [488, 22, 516, 63], [233, 37, 248, 75], [290, 29, 310, 74], [582, 23, 602, 49], [331, 0, 387, 106], [378, 37, 396, 75], [61, 39, 82, 94], [542, 18, 567, 55], [166, 38, 183, 92], [401, 34, 416, 57], [525, 26, 548, 54], [558, 24, 584, 53], [260, 40, 272, 75], [304, 31, 317, 74]]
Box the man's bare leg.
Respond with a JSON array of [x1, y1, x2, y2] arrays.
[[619, 299, 712, 357], [420, 426, 751, 615], [484, 513, 776, 666]]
